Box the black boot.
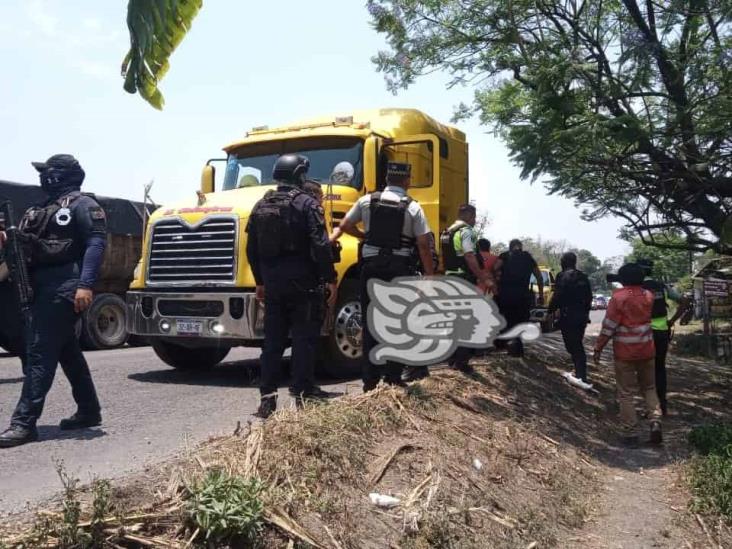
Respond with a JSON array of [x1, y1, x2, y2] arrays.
[[650, 420, 663, 445], [0, 426, 39, 448], [255, 395, 277, 419], [59, 412, 102, 431], [402, 366, 430, 382]]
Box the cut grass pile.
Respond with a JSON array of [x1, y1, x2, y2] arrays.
[[1, 361, 598, 548]]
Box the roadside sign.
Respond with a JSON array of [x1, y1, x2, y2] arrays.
[[704, 279, 730, 297]]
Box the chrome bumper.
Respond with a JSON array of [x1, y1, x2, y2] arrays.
[[126, 291, 264, 340]]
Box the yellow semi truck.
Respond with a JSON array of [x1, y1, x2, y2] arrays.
[[126, 108, 468, 377]]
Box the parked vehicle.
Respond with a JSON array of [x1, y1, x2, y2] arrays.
[[126, 108, 470, 377], [529, 266, 557, 332], [591, 295, 609, 310], [0, 180, 153, 354]]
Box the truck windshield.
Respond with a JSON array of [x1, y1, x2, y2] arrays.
[[222, 137, 364, 191]]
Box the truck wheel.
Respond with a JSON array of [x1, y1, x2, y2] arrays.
[[319, 279, 362, 379], [151, 340, 230, 370], [81, 293, 129, 350]]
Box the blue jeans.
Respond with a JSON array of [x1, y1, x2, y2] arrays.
[[11, 289, 100, 428]]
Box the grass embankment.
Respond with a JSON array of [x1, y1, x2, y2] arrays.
[[687, 424, 732, 520], [1, 360, 598, 548]]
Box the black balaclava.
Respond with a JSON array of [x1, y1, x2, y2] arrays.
[[31, 154, 85, 200]]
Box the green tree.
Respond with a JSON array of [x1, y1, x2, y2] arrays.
[[626, 232, 692, 282], [121, 0, 203, 110], [575, 249, 601, 277], [369, 0, 732, 253]]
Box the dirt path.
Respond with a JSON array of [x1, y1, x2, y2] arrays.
[[529, 332, 732, 549]]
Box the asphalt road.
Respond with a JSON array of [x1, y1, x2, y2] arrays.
[[0, 346, 356, 517], [0, 310, 607, 517]]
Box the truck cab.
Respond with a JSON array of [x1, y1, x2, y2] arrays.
[[126, 109, 468, 376]]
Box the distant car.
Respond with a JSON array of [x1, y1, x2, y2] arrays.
[[592, 296, 608, 310]]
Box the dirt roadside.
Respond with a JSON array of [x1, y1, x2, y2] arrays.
[[1, 333, 730, 548]]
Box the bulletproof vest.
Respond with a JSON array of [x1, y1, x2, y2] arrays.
[[440, 225, 463, 271], [252, 188, 307, 258], [643, 278, 668, 318], [19, 193, 83, 266], [364, 192, 414, 251]]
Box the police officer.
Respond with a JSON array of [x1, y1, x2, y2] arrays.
[[637, 259, 690, 416], [442, 204, 495, 373], [336, 162, 435, 390], [0, 154, 106, 448], [246, 154, 338, 419], [548, 252, 593, 383], [496, 239, 543, 357]]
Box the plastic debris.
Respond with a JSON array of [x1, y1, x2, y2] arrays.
[[473, 458, 483, 471], [369, 493, 401, 508]]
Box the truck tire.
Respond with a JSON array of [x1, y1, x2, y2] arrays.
[[81, 293, 128, 350], [151, 340, 230, 370], [319, 279, 362, 379]]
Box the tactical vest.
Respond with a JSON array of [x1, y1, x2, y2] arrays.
[[440, 223, 480, 272], [252, 188, 308, 258], [643, 278, 668, 319], [364, 192, 414, 252], [19, 193, 84, 266]]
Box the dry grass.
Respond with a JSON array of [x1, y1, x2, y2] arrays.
[[1, 361, 598, 548]]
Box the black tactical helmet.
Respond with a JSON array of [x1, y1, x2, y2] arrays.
[[31, 154, 85, 192], [272, 154, 310, 185]]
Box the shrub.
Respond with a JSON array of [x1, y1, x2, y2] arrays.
[[186, 469, 264, 545], [688, 424, 732, 521]]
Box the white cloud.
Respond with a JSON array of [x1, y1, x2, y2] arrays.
[[25, 0, 58, 37]]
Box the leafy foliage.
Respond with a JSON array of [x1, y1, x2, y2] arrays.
[[626, 230, 693, 282], [121, 0, 202, 110], [369, 0, 732, 252], [186, 469, 264, 545], [688, 424, 732, 520]]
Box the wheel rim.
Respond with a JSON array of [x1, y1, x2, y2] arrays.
[[96, 304, 126, 345], [333, 301, 362, 360]]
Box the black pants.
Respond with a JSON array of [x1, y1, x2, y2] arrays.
[[11, 289, 100, 429], [496, 290, 531, 357], [560, 324, 588, 382], [360, 256, 413, 390], [260, 283, 321, 397], [653, 329, 670, 411]]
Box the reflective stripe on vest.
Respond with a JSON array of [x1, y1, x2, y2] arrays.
[[615, 333, 654, 344]]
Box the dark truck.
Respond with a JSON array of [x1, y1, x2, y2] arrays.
[[0, 180, 153, 353]]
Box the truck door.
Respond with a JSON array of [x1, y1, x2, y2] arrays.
[[379, 134, 441, 245]]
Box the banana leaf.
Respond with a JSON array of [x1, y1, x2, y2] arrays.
[[121, 0, 202, 110]]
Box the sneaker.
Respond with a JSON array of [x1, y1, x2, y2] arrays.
[[255, 396, 277, 419], [650, 421, 663, 444], [402, 366, 430, 382], [59, 412, 102, 431], [0, 426, 39, 448]]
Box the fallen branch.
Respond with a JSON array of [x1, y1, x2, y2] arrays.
[[695, 513, 717, 548], [370, 444, 415, 485], [264, 507, 326, 549], [446, 394, 483, 415]]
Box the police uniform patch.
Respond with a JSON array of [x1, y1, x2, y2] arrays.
[[89, 207, 106, 220]]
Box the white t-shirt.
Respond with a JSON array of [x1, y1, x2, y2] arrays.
[[344, 186, 431, 258]]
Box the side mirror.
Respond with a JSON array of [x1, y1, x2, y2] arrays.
[[201, 165, 215, 194]]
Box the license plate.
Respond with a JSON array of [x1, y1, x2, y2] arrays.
[[176, 320, 203, 335]]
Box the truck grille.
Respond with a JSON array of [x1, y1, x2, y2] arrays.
[[147, 217, 237, 284]]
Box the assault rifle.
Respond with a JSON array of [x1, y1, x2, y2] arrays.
[[0, 201, 33, 323]]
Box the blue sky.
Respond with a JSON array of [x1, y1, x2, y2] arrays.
[[0, 0, 628, 259]]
